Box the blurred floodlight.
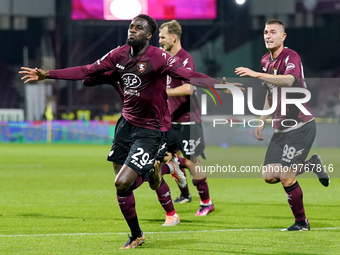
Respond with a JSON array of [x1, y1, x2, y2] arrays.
[[110, 0, 142, 19], [235, 0, 246, 5]]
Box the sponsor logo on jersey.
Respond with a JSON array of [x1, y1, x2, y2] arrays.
[[124, 89, 140, 97], [273, 68, 278, 75], [162, 191, 171, 197], [294, 149, 304, 156], [122, 73, 141, 89], [195, 137, 201, 147], [116, 63, 125, 70], [286, 194, 293, 201], [285, 55, 290, 65], [158, 142, 166, 154], [137, 62, 146, 73], [183, 58, 189, 67]]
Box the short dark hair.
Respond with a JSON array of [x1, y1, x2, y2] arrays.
[[266, 19, 285, 32], [134, 14, 158, 35]]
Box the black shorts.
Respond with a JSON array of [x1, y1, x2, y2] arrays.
[[166, 123, 205, 159], [264, 120, 316, 167], [107, 116, 165, 176]]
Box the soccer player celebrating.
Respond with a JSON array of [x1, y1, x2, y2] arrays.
[[159, 20, 214, 216], [235, 19, 329, 231], [20, 15, 226, 248], [83, 71, 181, 227]]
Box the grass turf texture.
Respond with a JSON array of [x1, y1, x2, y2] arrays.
[[0, 144, 339, 254]]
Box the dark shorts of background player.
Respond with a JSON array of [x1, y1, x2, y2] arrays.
[[166, 123, 205, 160], [264, 120, 316, 167], [107, 116, 165, 178]]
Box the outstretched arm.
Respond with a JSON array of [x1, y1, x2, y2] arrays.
[[82, 71, 116, 87], [166, 84, 193, 97], [19, 68, 50, 84], [19, 48, 119, 83], [19, 64, 102, 83], [235, 67, 295, 87], [167, 79, 244, 97], [167, 66, 245, 105], [218, 77, 244, 94]]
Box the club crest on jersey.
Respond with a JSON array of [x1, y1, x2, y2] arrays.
[[273, 68, 278, 75], [137, 62, 146, 73], [167, 57, 177, 67], [286, 63, 295, 71], [167, 75, 172, 85]]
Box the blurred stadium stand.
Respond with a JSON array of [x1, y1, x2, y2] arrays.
[[0, 0, 339, 120]]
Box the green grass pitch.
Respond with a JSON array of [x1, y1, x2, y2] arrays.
[[0, 144, 339, 254]]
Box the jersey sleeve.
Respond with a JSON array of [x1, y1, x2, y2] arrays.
[[283, 52, 303, 87], [49, 48, 119, 80], [82, 70, 116, 87], [82, 70, 123, 100], [182, 55, 195, 71], [260, 57, 267, 89], [171, 66, 220, 89], [180, 55, 195, 86], [154, 51, 219, 89]]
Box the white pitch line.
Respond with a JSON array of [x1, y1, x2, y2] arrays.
[[0, 227, 339, 237]]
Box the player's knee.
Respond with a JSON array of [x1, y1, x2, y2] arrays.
[[263, 178, 273, 184], [115, 179, 130, 193], [280, 177, 295, 187], [263, 177, 280, 184], [190, 157, 199, 164]]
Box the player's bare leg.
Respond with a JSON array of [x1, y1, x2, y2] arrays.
[[164, 151, 191, 203], [149, 161, 162, 190], [262, 163, 281, 184], [113, 163, 122, 175], [161, 152, 187, 188], [173, 156, 191, 203]]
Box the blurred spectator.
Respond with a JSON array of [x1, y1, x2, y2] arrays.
[[61, 111, 75, 120], [95, 103, 122, 122], [76, 108, 91, 121]]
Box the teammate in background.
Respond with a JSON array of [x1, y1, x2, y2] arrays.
[[159, 20, 214, 216], [235, 19, 329, 231], [20, 15, 227, 248]]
